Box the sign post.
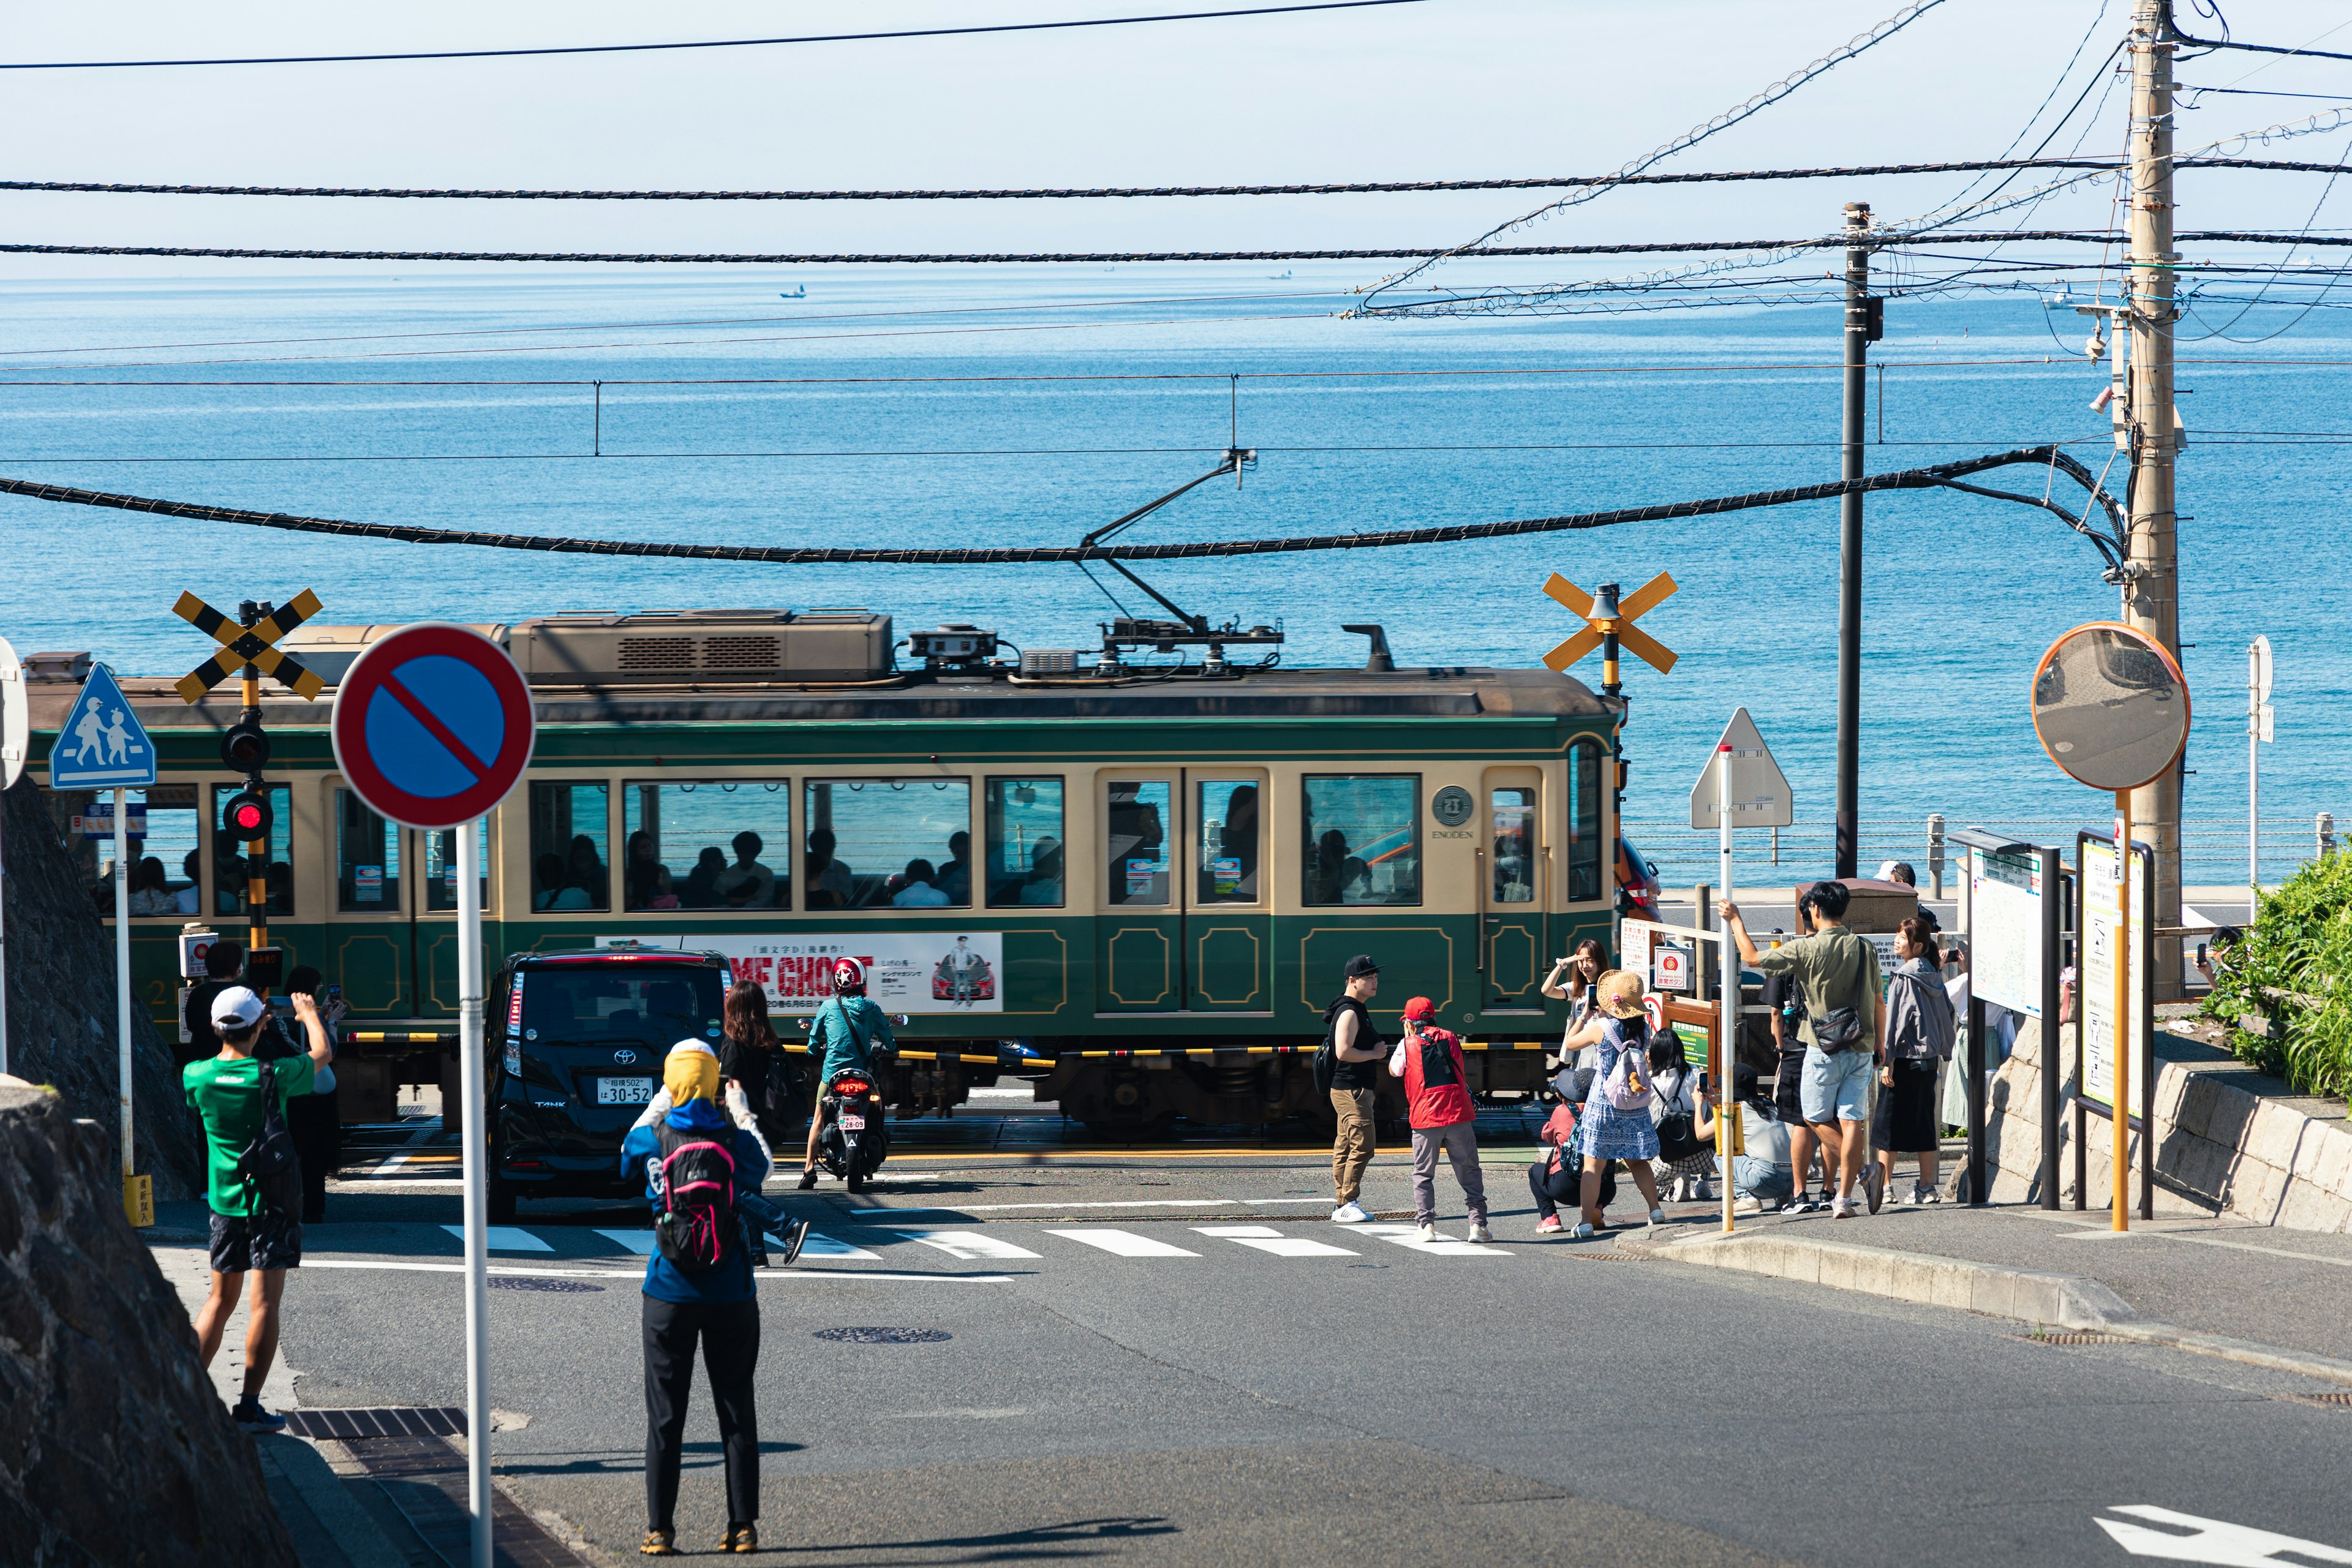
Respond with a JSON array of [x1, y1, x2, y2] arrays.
[[2030, 623, 2190, 1232], [1687, 708, 1792, 1233], [2248, 635, 2272, 893], [47, 661, 158, 1221], [1948, 829, 2062, 1208], [333, 624, 535, 1568], [0, 636, 25, 1079]]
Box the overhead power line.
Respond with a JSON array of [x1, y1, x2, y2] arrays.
[[1, 230, 2341, 266], [0, 445, 2124, 567], [0, 1, 1434, 70]]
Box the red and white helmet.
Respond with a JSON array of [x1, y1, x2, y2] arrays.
[[831, 957, 867, 996]]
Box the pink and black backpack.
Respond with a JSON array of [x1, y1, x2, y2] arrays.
[[652, 1123, 739, 1273]]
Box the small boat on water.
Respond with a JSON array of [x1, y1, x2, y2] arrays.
[[778, 285, 807, 298]]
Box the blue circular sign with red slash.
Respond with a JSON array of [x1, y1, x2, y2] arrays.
[[331, 623, 535, 829]]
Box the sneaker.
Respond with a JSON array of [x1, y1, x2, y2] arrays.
[[1919, 1185, 1943, 1205], [723, 1523, 759, 1554], [1831, 1196, 1854, 1219], [796, 1167, 819, 1190], [1465, 1223, 1493, 1244], [1863, 1165, 1887, 1215], [1331, 1200, 1371, 1224], [1415, 1221, 1439, 1242], [1536, 1214, 1564, 1235], [231, 1396, 286, 1433], [777, 1217, 809, 1267], [1665, 1175, 1687, 1202], [1779, 1191, 1814, 1216], [1733, 1196, 1765, 1215], [1903, 1185, 1926, 1207], [1647, 1207, 1667, 1227], [1569, 1221, 1597, 1240], [641, 1529, 679, 1556], [1693, 1180, 1715, 1202]]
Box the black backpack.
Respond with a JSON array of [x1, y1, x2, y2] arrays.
[[1653, 1067, 1705, 1163], [1314, 997, 1361, 1096], [235, 1061, 304, 1216]]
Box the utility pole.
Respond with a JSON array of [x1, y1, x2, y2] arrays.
[[2126, 0, 2185, 996], [1836, 201, 1876, 880]]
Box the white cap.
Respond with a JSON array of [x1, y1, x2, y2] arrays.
[[1874, 860, 1902, 882], [211, 985, 266, 1031]]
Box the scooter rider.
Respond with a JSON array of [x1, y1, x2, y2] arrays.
[[799, 957, 898, 1190]]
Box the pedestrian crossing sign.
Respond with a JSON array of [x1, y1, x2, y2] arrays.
[[48, 663, 157, 788]]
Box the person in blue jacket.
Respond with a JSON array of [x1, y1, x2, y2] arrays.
[[797, 956, 898, 1189], [619, 1041, 770, 1556]]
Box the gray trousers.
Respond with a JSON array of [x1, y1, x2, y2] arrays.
[[1410, 1121, 1487, 1224]]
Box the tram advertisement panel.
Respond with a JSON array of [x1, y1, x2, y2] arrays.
[[599, 932, 1002, 1013]]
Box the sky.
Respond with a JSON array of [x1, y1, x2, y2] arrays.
[[2, 0, 2348, 276]]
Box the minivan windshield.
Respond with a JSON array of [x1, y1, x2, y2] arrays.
[[518, 963, 726, 1049]]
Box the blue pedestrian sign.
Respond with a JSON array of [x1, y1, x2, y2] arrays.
[[48, 665, 157, 789]]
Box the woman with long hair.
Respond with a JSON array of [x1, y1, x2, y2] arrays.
[[720, 980, 788, 1143], [1541, 938, 1609, 1070], [1874, 916, 1956, 1205]]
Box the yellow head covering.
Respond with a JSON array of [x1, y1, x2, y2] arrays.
[[663, 1041, 721, 1105]]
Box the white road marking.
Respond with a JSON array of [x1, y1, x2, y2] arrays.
[[1243, 1197, 1346, 1207], [883, 1408, 1029, 1419], [853, 1199, 1241, 1215], [595, 1229, 656, 1255], [897, 1231, 1042, 1261], [1191, 1225, 1358, 1258], [1046, 1229, 1201, 1257], [799, 1231, 884, 1261], [1360, 1224, 1511, 1257], [363, 1121, 441, 1178], [442, 1225, 553, 1253], [302, 1260, 1011, 1283], [2095, 1503, 2352, 1564]]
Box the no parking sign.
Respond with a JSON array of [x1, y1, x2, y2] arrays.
[[331, 622, 530, 1568]]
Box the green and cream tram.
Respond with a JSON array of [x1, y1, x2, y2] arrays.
[[29, 608, 1623, 1129]]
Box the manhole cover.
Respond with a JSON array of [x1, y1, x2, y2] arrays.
[[490, 1278, 605, 1294], [813, 1327, 952, 1344]]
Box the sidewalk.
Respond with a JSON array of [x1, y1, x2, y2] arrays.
[[1619, 1198, 2352, 1377]]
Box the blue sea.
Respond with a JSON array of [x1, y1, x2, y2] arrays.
[[1, 267, 2342, 884]]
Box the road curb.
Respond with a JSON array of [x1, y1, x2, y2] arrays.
[[1616, 1225, 2352, 1388]]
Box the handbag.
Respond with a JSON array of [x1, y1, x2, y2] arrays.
[[1814, 1005, 1866, 1054]]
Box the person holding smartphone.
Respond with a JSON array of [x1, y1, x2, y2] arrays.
[[1541, 938, 1608, 1071]]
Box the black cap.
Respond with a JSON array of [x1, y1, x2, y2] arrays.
[[1344, 954, 1380, 979]]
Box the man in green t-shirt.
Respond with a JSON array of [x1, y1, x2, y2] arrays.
[[183, 983, 333, 1431]]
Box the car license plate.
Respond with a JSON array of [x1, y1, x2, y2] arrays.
[[838, 1112, 867, 1131], [596, 1077, 655, 1105]]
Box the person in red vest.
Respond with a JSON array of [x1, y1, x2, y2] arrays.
[[1396, 997, 1490, 1243]]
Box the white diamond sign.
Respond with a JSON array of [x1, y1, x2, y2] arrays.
[[1688, 707, 1792, 830]]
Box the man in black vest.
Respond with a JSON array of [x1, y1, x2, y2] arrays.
[[1325, 954, 1385, 1224]]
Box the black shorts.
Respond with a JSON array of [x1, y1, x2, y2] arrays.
[[1773, 1049, 1807, 1123], [209, 1210, 302, 1273]]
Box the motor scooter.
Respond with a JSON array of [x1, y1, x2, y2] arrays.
[[816, 1068, 890, 1192]]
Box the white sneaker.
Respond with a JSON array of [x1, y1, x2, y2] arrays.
[[1415, 1221, 1439, 1242], [1831, 1196, 1855, 1219], [1569, 1221, 1597, 1240], [1648, 1207, 1668, 1227], [1331, 1200, 1370, 1224], [1733, 1196, 1765, 1215], [1465, 1223, 1493, 1243]]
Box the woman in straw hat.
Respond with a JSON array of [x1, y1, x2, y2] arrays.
[[1561, 969, 1667, 1238]]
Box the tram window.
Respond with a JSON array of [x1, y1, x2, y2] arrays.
[[804, 778, 971, 910], [529, 782, 611, 912], [211, 783, 295, 918], [1567, 739, 1604, 902], [336, 790, 402, 913], [1302, 775, 1421, 907], [1196, 780, 1260, 904], [984, 777, 1065, 908], [624, 781, 791, 911], [88, 786, 202, 918], [424, 820, 491, 913], [1105, 780, 1172, 907], [1493, 788, 1537, 903]]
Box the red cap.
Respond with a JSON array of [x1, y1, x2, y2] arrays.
[[1401, 996, 1438, 1021]]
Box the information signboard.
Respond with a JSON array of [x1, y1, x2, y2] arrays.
[[1969, 846, 2047, 1018], [2079, 837, 2151, 1110]]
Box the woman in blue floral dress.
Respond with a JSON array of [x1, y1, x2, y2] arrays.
[[1568, 970, 1667, 1237]]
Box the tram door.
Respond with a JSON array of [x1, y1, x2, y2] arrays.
[[1481, 767, 1547, 1011], [1096, 771, 1272, 1014], [327, 784, 491, 1019], [1098, 775, 1181, 1012]]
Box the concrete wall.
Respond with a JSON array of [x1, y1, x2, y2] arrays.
[[0, 1083, 297, 1564], [1979, 1016, 2352, 1233]]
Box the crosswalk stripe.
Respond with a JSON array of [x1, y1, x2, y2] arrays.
[[1045, 1228, 1201, 1258], [897, 1230, 1042, 1261], [801, 1231, 883, 1261], [1191, 1225, 1359, 1258], [1359, 1224, 1511, 1257], [594, 1229, 656, 1256], [442, 1225, 553, 1253]]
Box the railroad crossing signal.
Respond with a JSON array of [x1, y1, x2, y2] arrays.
[[172, 589, 325, 703], [1541, 571, 1679, 691]]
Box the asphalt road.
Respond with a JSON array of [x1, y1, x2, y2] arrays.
[[239, 1142, 2352, 1567]]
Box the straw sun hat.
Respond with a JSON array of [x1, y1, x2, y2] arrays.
[[1595, 969, 1647, 1020]]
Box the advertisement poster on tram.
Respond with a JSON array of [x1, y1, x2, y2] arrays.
[[598, 932, 1003, 1014]]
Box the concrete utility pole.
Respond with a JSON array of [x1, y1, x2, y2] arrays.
[[1836, 201, 1874, 880], [2125, 0, 2186, 996]]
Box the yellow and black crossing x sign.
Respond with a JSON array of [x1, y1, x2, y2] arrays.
[[1541, 571, 1679, 678], [172, 589, 325, 704]]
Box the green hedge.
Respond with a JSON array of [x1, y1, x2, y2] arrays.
[[2201, 853, 2352, 1098]]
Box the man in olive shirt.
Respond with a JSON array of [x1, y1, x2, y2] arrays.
[[1719, 882, 1888, 1219], [183, 984, 334, 1430]]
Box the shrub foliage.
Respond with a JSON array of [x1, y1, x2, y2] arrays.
[[2202, 853, 2352, 1098]]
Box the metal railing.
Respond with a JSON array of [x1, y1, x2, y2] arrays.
[[1623, 812, 2341, 895]]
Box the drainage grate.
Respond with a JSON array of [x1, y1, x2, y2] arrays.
[[284, 1407, 466, 1441], [2017, 1332, 2130, 1346], [1567, 1251, 1649, 1262], [490, 1277, 605, 1294], [2293, 1390, 2352, 1408], [813, 1327, 952, 1344]]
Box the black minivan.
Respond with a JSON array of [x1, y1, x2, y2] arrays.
[[486, 944, 734, 1221]]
